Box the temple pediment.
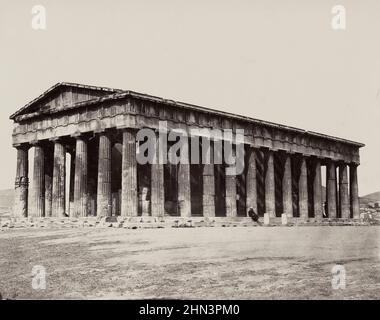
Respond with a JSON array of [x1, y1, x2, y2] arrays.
[[9, 82, 122, 120]]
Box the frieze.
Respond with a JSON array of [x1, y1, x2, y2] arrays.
[[12, 97, 361, 164]]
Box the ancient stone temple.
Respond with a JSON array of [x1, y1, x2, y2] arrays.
[[11, 82, 364, 221]]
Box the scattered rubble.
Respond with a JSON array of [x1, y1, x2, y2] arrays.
[[0, 215, 375, 231]]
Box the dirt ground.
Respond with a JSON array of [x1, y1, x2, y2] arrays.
[[0, 225, 378, 299]]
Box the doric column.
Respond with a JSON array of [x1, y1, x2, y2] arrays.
[[202, 141, 215, 218], [339, 163, 350, 219], [14, 145, 29, 217], [44, 144, 53, 217], [326, 161, 337, 218], [246, 147, 258, 215], [73, 136, 88, 217], [178, 137, 191, 217], [225, 143, 237, 218], [298, 157, 308, 219], [225, 172, 237, 217], [31, 143, 45, 217], [151, 132, 165, 217], [121, 129, 138, 217], [52, 140, 66, 217], [350, 164, 360, 219], [265, 150, 275, 217], [313, 158, 323, 220], [97, 132, 112, 217], [87, 140, 98, 217], [69, 150, 75, 216], [282, 153, 293, 217]]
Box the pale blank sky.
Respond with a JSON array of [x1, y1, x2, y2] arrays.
[[0, 0, 379, 195]]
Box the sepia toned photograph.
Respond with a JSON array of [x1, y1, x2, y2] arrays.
[[0, 0, 379, 306]]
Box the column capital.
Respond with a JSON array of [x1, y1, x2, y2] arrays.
[[120, 127, 137, 137], [49, 136, 64, 142], [30, 140, 42, 146], [261, 147, 275, 154], [13, 142, 30, 150], [71, 132, 83, 138], [71, 131, 91, 140], [116, 125, 135, 131], [296, 153, 311, 158], [94, 128, 110, 134], [30, 139, 52, 148]]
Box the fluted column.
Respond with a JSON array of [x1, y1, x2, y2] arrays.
[[350, 164, 360, 219], [69, 151, 75, 216], [225, 143, 237, 218], [14, 145, 29, 217], [339, 163, 350, 219], [97, 132, 112, 217], [121, 129, 138, 217], [44, 144, 53, 217], [202, 141, 215, 217], [151, 132, 165, 217], [52, 140, 66, 217], [178, 137, 191, 217], [246, 147, 258, 215], [265, 150, 275, 217], [225, 173, 237, 217], [282, 153, 293, 217], [313, 158, 323, 220], [298, 157, 308, 219], [31, 143, 45, 217], [327, 161, 337, 218], [74, 136, 88, 217]]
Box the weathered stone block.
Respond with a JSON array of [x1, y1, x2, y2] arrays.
[[264, 213, 270, 225], [105, 216, 118, 223], [281, 213, 288, 225]]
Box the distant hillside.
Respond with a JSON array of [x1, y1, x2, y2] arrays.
[[0, 188, 13, 218], [0, 188, 14, 208], [360, 191, 380, 206], [361, 191, 380, 201]]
